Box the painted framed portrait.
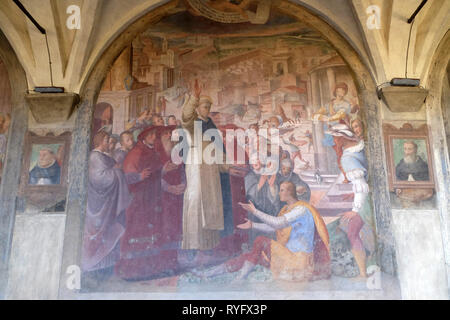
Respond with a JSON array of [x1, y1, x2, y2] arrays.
[[19, 132, 71, 208], [383, 123, 435, 191]]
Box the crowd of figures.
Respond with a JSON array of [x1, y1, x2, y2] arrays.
[[82, 81, 375, 285]]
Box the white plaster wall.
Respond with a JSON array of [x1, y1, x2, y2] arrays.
[[392, 209, 449, 299], [6, 214, 66, 300], [75, 289, 397, 300]]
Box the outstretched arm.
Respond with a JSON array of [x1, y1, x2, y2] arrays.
[[239, 201, 306, 230], [237, 218, 275, 233], [181, 94, 199, 129], [252, 222, 276, 233]]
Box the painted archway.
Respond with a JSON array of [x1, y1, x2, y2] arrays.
[[59, 0, 398, 297], [424, 30, 450, 279]]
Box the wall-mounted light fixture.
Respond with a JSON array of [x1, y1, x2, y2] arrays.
[[376, 79, 428, 113], [376, 0, 429, 113], [13, 0, 64, 93], [14, 0, 80, 123]]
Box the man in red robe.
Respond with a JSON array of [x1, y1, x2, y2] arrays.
[[155, 125, 186, 245], [115, 125, 179, 280]]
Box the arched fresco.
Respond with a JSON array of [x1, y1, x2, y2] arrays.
[[1, 0, 449, 301], [78, 6, 385, 292]]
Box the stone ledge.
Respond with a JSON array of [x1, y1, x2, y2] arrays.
[[25, 93, 80, 124], [380, 86, 428, 113]]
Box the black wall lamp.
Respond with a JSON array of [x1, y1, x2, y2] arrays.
[[376, 0, 429, 113], [13, 0, 64, 93], [13, 0, 80, 123]]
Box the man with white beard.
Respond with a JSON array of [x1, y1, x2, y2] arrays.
[[276, 158, 311, 202], [395, 140, 429, 181]]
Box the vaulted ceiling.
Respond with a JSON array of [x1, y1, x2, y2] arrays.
[[0, 0, 448, 92]]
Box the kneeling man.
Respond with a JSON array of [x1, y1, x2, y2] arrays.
[[194, 181, 330, 282]]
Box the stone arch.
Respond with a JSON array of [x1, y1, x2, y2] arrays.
[[424, 30, 450, 277], [0, 61, 12, 117], [443, 64, 450, 152], [425, 31, 450, 93], [59, 0, 397, 297], [0, 29, 29, 298]]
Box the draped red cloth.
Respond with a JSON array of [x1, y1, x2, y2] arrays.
[[154, 127, 185, 244], [115, 139, 178, 280], [312, 228, 332, 280], [160, 165, 185, 243]]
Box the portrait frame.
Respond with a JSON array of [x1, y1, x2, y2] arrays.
[[19, 131, 71, 208], [383, 123, 435, 191]]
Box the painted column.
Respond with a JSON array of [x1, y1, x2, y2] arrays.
[[326, 67, 336, 100], [310, 71, 319, 111], [316, 73, 330, 172], [310, 72, 328, 171]]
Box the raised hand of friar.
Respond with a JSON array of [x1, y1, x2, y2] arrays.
[[268, 174, 276, 187], [257, 175, 268, 190]]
